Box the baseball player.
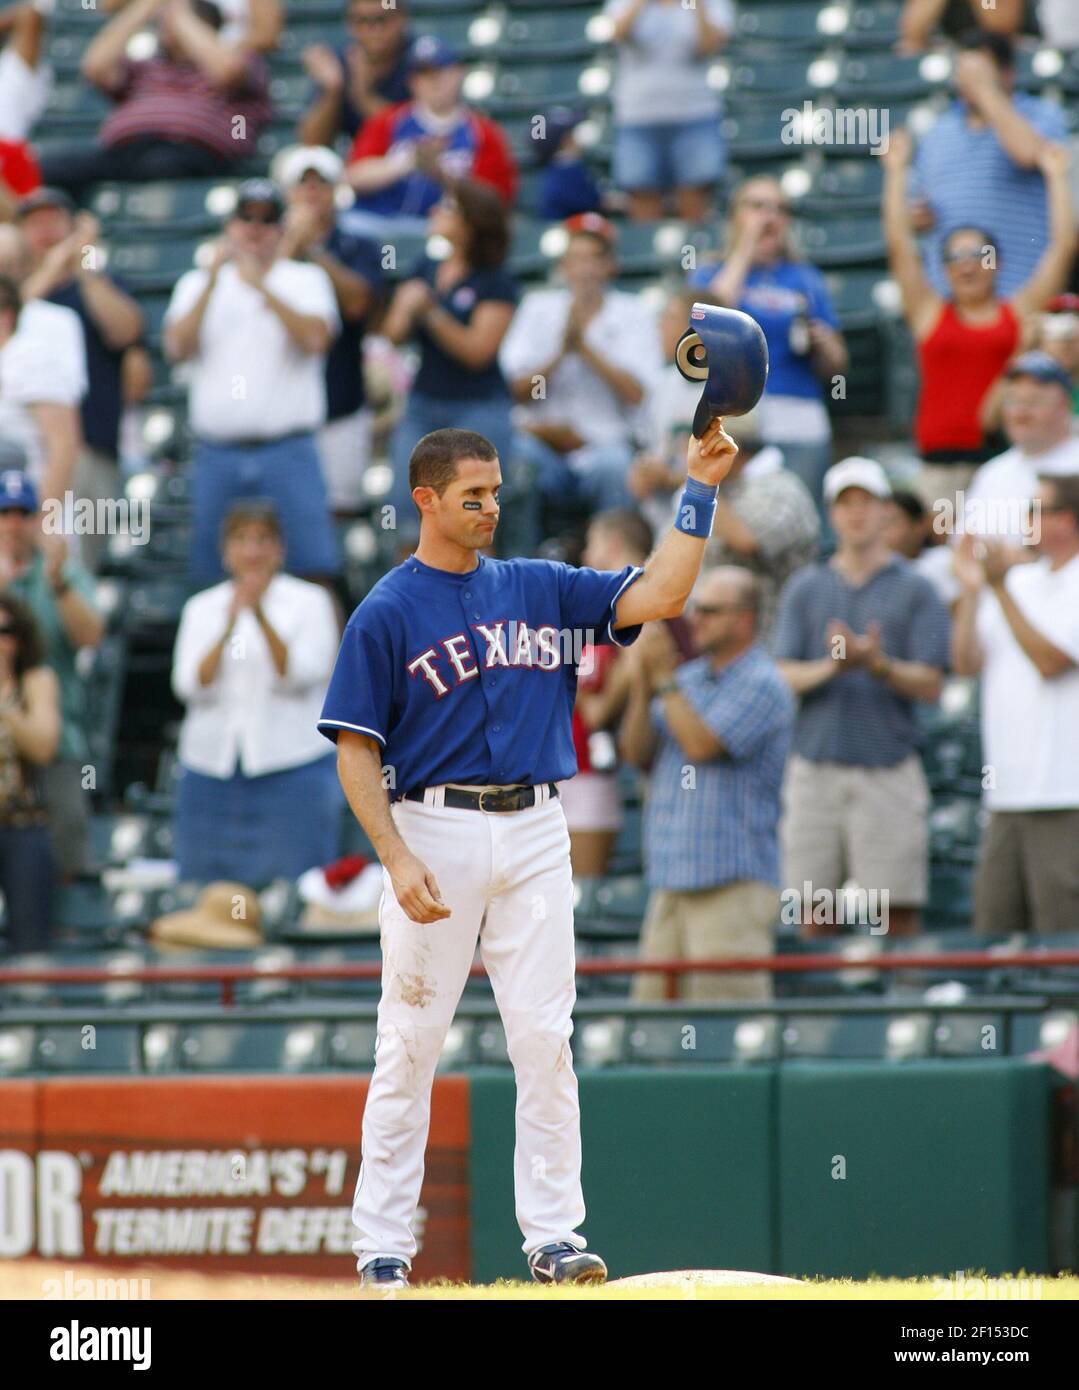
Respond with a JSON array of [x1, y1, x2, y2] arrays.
[[318, 418, 736, 1288]]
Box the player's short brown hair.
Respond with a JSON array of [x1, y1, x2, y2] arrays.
[[408, 428, 498, 498]]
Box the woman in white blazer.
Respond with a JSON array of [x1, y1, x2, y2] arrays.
[[171, 499, 341, 885]]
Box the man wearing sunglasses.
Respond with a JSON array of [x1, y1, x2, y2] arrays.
[[298, 0, 413, 150], [620, 565, 794, 1002], [164, 179, 342, 582]]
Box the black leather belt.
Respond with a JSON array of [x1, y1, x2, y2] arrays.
[[403, 783, 557, 812]]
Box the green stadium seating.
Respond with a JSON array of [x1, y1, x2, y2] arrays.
[[0, 1027, 35, 1076], [480, 60, 594, 116], [35, 1023, 143, 1073], [799, 215, 885, 268], [796, 158, 884, 215], [624, 1014, 780, 1065], [105, 235, 204, 293], [843, 0, 903, 48], [177, 1021, 328, 1072], [325, 1020, 379, 1069], [473, 1018, 511, 1066], [836, 52, 950, 102], [91, 180, 234, 235], [932, 1012, 1008, 1058], [732, 3, 837, 49], [781, 1012, 932, 1060], [497, 8, 602, 60]]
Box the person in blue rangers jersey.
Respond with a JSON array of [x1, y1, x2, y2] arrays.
[[318, 420, 737, 1289]]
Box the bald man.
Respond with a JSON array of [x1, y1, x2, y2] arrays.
[[619, 566, 794, 1001]]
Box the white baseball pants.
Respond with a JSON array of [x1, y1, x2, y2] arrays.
[[352, 787, 588, 1269]]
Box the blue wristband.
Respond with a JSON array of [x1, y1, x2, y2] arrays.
[[674, 476, 718, 538]]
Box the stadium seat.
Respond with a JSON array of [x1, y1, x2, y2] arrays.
[[298, 946, 384, 1000], [105, 235, 204, 293], [731, 3, 839, 50], [624, 1014, 780, 1065], [724, 55, 818, 101], [836, 52, 950, 102], [91, 180, 234, 235], [496, 8, 602, 60], [0, 1027, 35, 1077], [472, 1018, 511, 1066], [931, 1012, 1007, 1058], [842, 0, 903, 49], [822, 269, 887, 330], [795, 158, 884, 215], [325, 1020, 379, 1069], [479, 60, 596, 117], [721, 107, 794, 161], [781, 1012, 932, 1060], [54, 881, 113, 939], [35, 1023, 143, 1074], [799, 215, 885, 268], [177, 1021, 328, 1072], [1008, 1010, 1079, 1056]]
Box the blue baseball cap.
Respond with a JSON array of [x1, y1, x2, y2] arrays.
[[0, 467, 37, 512], [407, 34, 460, 72], [533, 106, 587, 166], [1005, 350, 1073, 394]]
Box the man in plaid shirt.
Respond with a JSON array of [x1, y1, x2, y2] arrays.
[[619, 566, 794, 1002]]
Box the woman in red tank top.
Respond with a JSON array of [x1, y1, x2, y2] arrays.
[[882, 133, 1076, 507]]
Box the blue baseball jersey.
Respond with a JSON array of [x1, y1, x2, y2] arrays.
[[318, 554, 643, 792]]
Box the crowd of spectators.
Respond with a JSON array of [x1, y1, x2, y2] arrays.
[[0, 1, 1078, 978]]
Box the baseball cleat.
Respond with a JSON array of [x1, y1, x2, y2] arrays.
[[528, 1243, 608, 1285], [359, 1257, 411, 1291]]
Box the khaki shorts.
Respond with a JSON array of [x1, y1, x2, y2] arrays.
[[780, 753, 930, 907], [632, 879, 778, 1003], [974, 808, 1079, 936]]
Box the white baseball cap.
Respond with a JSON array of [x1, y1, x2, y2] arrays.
[[275, 145, 345, 190], [823, 456, 892, 503]]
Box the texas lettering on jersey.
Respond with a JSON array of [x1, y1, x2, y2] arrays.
[[407, 619, 597, 697]]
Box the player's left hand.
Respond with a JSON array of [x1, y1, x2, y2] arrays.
[[686, 415, 739, 488]]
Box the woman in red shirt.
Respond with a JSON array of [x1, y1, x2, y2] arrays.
[[882, 131, 1076, 517]]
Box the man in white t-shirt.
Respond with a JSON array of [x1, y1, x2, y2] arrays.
[[0, 258, 85, 507], [959, 352, 1079, 548], [164, 178, 342, 580], [500, 214, 662, 521], [952, 472, 1079, 936]]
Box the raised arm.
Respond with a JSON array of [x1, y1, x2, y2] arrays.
[[82, 0, 166, 90], [881, 127, 940, 338], [613, 418, 739, 629], [1011, 144, 1079, 319]]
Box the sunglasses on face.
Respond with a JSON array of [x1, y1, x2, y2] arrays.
[[0, 507, 32, 517], [943, 247, 988, 265], [691, 602, 748, 616], [0, 624, 15, 636], [235, 209, 281, 226], [349, 11, 394, 25]]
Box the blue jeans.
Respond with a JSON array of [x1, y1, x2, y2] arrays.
[[0, 824, 56, 954], [778, 439, 835, 548], [191, 433, 339, 581], [613, 115, 727, 192], [389, 391, 515, 537], [176, 755, 342, 889], [514, 431, 636, 514]]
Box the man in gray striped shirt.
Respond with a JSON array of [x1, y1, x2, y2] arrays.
[[773, 458, 951, 938]]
